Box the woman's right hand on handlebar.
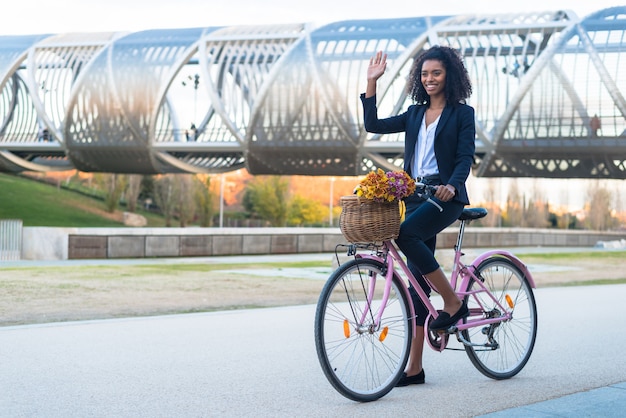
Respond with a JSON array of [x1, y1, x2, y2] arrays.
[[434, 184, 456, 202]]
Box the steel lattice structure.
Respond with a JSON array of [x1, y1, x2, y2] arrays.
[[1, 7, 626, 178]]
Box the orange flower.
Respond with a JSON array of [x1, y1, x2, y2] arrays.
[[354, 169, 415, 202]]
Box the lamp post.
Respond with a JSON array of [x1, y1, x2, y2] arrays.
[[329, 177, 335, 226], [219, 174, 225, 228]]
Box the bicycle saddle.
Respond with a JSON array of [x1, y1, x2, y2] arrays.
[[458, 207, 488, 221]]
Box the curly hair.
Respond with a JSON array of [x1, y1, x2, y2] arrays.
[[407, 45, 472, 105]]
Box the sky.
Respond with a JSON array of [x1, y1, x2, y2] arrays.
[[4, 0, 625, 213], [2, 0, 624, 36]]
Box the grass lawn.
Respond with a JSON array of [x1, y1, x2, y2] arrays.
[[0, 173, 165, 227]]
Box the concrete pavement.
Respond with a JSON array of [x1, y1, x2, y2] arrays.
[[2, 251, 626, 416]]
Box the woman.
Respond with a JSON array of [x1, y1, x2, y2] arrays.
[[360, 46, 475, 386]]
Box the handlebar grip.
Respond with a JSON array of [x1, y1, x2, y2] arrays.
[[413, 182, 443, 212], [414, 182, 438, 193]]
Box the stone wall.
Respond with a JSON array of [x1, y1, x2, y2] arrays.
[[19, 226, 626, 261]]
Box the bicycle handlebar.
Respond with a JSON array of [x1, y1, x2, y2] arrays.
[[413, 182, 443, 212]]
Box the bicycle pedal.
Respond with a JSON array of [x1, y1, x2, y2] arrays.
[[444, 325, 458, 334]]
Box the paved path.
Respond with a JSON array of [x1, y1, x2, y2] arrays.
[[1, 281, 626, 417]]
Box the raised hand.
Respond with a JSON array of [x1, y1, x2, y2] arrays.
[[367, 51, 387, 81]]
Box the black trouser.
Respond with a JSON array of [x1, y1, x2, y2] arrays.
[[397, 178, 464, 326]]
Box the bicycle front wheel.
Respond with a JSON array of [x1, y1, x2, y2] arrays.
[[314, 258, 412, 402], [462, 256, 537, 379]]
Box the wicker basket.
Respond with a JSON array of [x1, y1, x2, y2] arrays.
[[339, 195, 401, 243]]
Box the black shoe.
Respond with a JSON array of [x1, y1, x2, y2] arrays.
[[395, 369, 425, 387], [429, 301, 469, 331]]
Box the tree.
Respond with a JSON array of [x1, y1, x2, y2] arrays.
[[477, 178, 502, 227], [125, 174, 143, 212], [243, 176, 289, 226], [585, 185, 614, 230], [153, 175, 177, 227], [524, 180, 550, 228], [176, 175, 195, 227], [93, 173, 127, 213], [503, 180, 522, 227], [194, 175, 214, 227], [139, 175, 155, 206], [288, 195, 326, 226], [524, 199, 550, 228]]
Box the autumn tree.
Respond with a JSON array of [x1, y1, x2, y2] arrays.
[[288, 195, 326, 226]]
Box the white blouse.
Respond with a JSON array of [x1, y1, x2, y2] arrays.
[[412, 114, 440, 178]]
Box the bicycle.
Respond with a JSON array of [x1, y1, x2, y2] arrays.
[[314, 184, 538, 402]]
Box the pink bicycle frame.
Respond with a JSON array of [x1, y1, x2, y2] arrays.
[[356, 242, 536, 344]]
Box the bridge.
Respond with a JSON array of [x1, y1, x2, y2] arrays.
[[1, 7, 625, 178]]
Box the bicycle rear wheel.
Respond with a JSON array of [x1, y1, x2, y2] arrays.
[[314, 258, 412, 402], [462, 256, 537, 379]]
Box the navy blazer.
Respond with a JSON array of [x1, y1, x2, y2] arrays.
[[360, 93, 475, 205]]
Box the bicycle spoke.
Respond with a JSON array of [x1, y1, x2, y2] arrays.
[[462, 257, 537, 380], [314, 259, 412, 401]]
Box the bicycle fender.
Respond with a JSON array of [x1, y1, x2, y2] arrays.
[[355, 253, 383, 263], [469, 250, 537, 288]]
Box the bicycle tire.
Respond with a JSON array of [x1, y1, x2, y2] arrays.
[[462, 256, 537, 379], [314, 258, 412, 402]]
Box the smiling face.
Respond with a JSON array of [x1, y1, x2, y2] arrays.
[[420, 59, 446, 98]]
